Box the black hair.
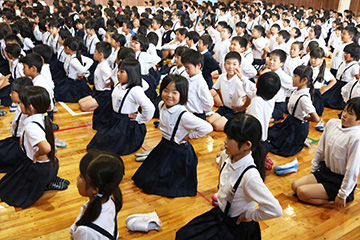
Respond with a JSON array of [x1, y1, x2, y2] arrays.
[[293, 65, 315, 102], [224, 51, 241, 64], [278, 30, 290, 43], [292, 27, 301, 38], [217, 21, 228, 29], [152, 16, 163, 26], [270, 49, 287, 63], [117, 47, 135, 61], [344, 26, 359, 43], [175, 27, 188, 36], [59, 29, 72, 41], [48, 19, 61, 29], [235, 21, 246, 29], [253, 25, 265, 36], [119, 58, 142, 88], [312, 25, 322, 39], [271, 23, 281, 31], [5, 43, 21, 58], [19, 86, 56, 165], [10, 76, 33, 92], [256, 72, 281, 100], [76, 150, 124, 226], [4, 34, 23, 48], [20, 53, 43, 73], [174, 46, 188, 56], [344, 42, 360, 61], [132, 35, 149, 51], [180, 15, 193, 29], [33, 44, 53, 64], [63, 36, 84, 65], [85, 19, 97, 30], [181, 49, 204, 68], [163, 19, 173, 27], [160, 74, 188, 105], [111, 33, 126, 47], [231, 36, 247, 48], [200, 19, 211, 29], [345, 97, 360, 120], [95, 41, 112, 59], [147, 32, 159, 46], [307, 40, 319, 52], [224, 114, 266, 181], [224, 25, 233, 36], [186, 31, 200, 44], [199, 34, 213, 49], [0, 22, 12, 40], [309, 47, 326, 83]]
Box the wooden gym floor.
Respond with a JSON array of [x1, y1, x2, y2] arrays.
[[0, 93, 360, 240]]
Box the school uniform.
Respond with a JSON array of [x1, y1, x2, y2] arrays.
[[213, 73, 247, 119], [162, 29, 175, 45], [172, 19, 180, 31], [42, 31, 52, 46], [272, 68, 294, 120], [176, 151, 282, 239], [22, 37, 34, 53], [202, 50, 221, 89], [300, 52, 310, 65], [213, 39, 230, 63], [342, 79, 360, 103], [0, 39, 10, 77], [243, 48, 254, 64], [32, 74, 54, 111], [185, 72, 214, 119], [311, 119, 360, 202], [70, 198, 118, 240], [9, 58, 25, 80], [50, 45, 67, 83], [328, 32, 341, 53], [87, 84, 155, 156], [252, 37, 269, 67], [329, 42, 352, 76], [274, 42, 290, 56], [33, 25, 43, 43], [322, 61, 359, 110], [268, 34, 278, 52], [54, 54, 93, 103], [207, 27, 221, 45], [147, 43, 157, 56], [268, 88, 315, 157], [311, 65, 335, 116], [50, 34, 59, 54], [0, 114, 58, 208], [76, 28, 85, 39], [284, 56, 305, 77], [107, 48, 119, 69], [92, 60, 112, 131], [0, 106, 28, 172], [84, 34, 100, 56], [169, 65, 189, 78], [303, 38, 328, 56], [132, 102, 212, 197]]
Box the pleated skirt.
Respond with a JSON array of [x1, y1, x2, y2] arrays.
[[54, 77, 93, 103], [322, 80, 347, 110], [0, 137, 27, 173]]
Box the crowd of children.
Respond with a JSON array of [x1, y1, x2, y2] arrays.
[[0, 0, 360, 238]]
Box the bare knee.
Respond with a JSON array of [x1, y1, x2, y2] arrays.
[[212, 120, 225, 132], [296, 186, 310, 202], [291, 179, 300, 193]]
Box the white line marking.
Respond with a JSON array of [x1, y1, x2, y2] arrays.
[[58, 102, 93, 116]]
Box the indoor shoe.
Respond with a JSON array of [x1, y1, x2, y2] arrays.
[[135, 156, 147, 162], [275, 166, 298, 175], [55, 138, 67, 148], [45, 181, 68, 191], [274, 158, 298, 171], [55, 176, 70, 185], [53, 106, 58, 113], [153, 121, 160, 128], [126, 211, 162, 232], [0, 109, 7, 116], [9, 103, 17, 112], [315, 119, 325, 132], [265, 156, 274, 170], [135, 149, 153, 157], [211, 193, 219, 207], [304, 139, 311, 148], [52, 123, 60, 131], [205, 109, 215, 117]]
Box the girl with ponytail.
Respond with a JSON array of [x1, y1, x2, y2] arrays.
[[0, 86, 69, 209], [54, 36, 93, 103], [70, 150, 125, 240], [268, 65, 320, 157], [177, 114, 282, 240]]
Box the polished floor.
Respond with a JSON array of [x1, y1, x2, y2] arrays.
[[0, 94, 359, 240]]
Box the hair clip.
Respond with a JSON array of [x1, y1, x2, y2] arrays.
[[95, 193, 103, 198], [43, 112, 48, 117]]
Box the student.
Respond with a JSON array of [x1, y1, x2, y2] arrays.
[[235, 21, 247, 37], [48, 19, 61, 55], [79, 42, 113, 131], [176, 114, 282, 239], [162, 19, 175, 45], [328, 26, 343, 53], [198, 34, 221, 89], [268, 50, 293, 120], [308, 47, 336, 118], [108, 33, 126, 69], [5, 43, 24, 81], [168, 46, 189, 78], [323, 43, 359, 110], [341, 43, 360, 103], [213, 25, 232, 62], [75, 19, 86, 39], [303, 25, 328, 56], [274, 30, 290, 55], [0, 77, 33, 172], [268, 65, 320, 157], [162, 27, 187, 59], [185, 31, 199, 51], [267, 24, 280, 52], [18, 19, 35, 54], [301, 40, 319, 66], [20, 53, 55, 119], [132, 74, 212, 197], [0, 86, 69, 209], [284, 41, 305, 77], [70, 150, 124, 239], [208, 52, 249, 131], [87, 59, 155, 156], [51, 29, 72, 83], [33, 44, 53, 87], [181, 49, 214, 120], [329, 26, 357, 77], [252, 25, 269, 72], [150, 17, 163, 50], [84, 20, 100, 57], [54, 37, 93, 103], [292, 97, 360, 208]]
